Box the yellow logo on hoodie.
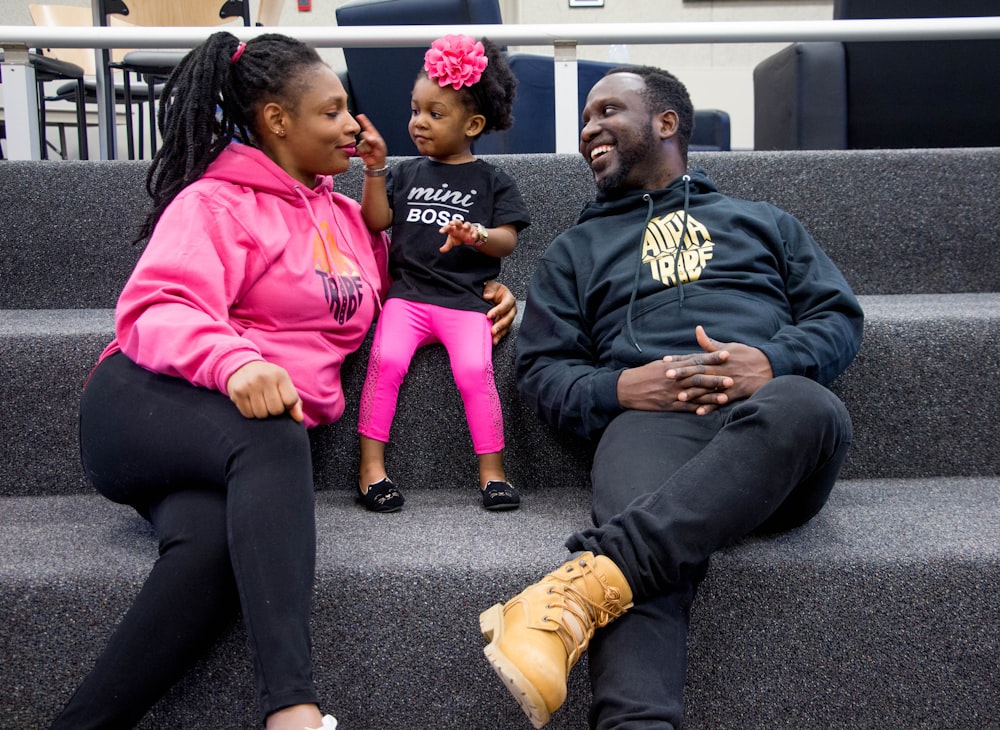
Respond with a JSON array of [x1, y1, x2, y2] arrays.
[[642, 211, 714, 287]]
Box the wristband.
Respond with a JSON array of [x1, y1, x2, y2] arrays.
[[363, 166, 389, 178]]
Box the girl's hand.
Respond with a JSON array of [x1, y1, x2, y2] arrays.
[[438, 220, 479, 252], [226, 361, 304, 423], [355, 113, 388, 170]]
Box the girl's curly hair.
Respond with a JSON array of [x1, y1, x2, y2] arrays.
[[420, 37, 517, 138]]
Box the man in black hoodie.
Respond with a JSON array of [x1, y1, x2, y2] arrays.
[[478, 66, 864, 729]]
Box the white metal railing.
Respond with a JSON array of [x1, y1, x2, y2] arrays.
[[4, 17, 1000, 159]]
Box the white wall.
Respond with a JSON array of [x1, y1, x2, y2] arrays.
[[1, 0, 834, 154]]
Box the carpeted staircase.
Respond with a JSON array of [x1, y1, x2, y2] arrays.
[[1, 150, 997, 728]]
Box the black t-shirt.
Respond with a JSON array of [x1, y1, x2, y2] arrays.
[[385, 158, 530, 313]]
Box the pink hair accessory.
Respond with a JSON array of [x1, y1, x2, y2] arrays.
[[231, 42, 247, 64], [423, 34, 488, 90]]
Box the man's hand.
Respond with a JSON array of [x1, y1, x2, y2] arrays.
[[226, 361, 304, 423], [482, 280, 516, 345], [617, 326, 773, 415], [617, 349, 730, 413], [664, 326, 773, 414]]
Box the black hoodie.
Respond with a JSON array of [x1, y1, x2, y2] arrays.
[[515, 171, 864, 441]]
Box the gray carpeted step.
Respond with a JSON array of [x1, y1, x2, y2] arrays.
[[2, 149, 997, 729], [1, 478, 996, 728], [2, 293, 998, 498], [2, 150, 999, 310]]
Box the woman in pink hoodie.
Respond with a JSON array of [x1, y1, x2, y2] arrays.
[[49, 33, 514, 730]]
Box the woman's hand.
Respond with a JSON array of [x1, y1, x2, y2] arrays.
[[483, 281, 517, 345], [226, 361, 304, 423]]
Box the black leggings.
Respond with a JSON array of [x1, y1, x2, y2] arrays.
[[51, 353, 319, 728]]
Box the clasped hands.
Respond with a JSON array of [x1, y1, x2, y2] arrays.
[[616, 325, 774, 415]]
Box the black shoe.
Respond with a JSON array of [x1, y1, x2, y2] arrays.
[[482, 480, 520, 511], [358, 477, 405, 513]]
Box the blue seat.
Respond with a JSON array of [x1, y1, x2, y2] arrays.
[[335, 0, 503, 156], [474, 53, 730, 154]]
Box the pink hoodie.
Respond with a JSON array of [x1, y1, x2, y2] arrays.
[[100, 143, 390, 428]]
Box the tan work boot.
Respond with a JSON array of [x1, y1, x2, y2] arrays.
[[479, 552, 633, 728]]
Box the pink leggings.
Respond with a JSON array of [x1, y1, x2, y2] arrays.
[[358, 298, 504, 454]]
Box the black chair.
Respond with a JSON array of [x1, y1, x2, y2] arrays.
[[98, 0, 252, 159], [27, 2, 159, 160], [753, 0, 1000, 150], [335, 0, 504, 156], [334, 0, 731, 156], [0, 49, 88, 159]]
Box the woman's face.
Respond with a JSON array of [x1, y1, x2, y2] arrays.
[[270, 64, 361, 186]]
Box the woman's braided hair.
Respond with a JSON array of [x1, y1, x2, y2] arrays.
[[137, 32, 324, 242]]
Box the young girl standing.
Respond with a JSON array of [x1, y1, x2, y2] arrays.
[[354, 35, 529, 512]]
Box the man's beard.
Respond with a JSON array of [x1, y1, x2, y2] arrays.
[[595, 125, 656, 197]]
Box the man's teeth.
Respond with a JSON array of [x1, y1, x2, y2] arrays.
[[591, 144, 614, 160]]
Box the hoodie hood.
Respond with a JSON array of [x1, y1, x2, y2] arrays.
[[202, 141, 336, 200], [578, 169, 717, 223]]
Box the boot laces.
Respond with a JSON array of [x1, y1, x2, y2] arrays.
[[542, 560, 628, 657]]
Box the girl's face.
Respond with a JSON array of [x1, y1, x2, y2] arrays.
[[264, 64, 361, 187], [408, 75, 484, 163]]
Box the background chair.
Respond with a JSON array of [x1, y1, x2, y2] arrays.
[[99, 0, 252, 158], [474, 53, 731, 154], [25, 3, 155, 160], [753, 0, 1000, 150], [336, 0, 730, 156], [335, 0, 503, 156], [0, 47, 88, 160]]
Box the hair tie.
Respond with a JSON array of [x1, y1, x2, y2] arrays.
[[423, 34, 488, 90], [231, 42, 247, 64]]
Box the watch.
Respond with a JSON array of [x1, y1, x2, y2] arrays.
[[473, 223, 489, 248]]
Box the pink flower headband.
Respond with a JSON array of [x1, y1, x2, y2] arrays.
[[423, 34, 488, 90]]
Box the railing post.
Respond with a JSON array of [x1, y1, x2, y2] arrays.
[[91, 1, 117, 160], [553, 39, 578, 154], [1, 44, 42, 160]]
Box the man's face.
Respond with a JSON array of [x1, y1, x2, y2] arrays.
[[579, 73, 660, 196]]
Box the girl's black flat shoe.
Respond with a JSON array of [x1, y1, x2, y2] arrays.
[[482, 480, 520, 511], [358, 477, 405, 513]]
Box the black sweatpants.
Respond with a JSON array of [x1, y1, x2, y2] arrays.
[[50, 353, 320, 728], [569, 375, 853, 729]]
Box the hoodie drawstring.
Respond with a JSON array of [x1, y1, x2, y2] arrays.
[[625, 193, 656, 353], [674, 174, 692, 309], [624, 175, 692, 353]]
